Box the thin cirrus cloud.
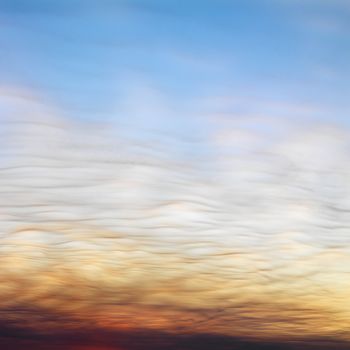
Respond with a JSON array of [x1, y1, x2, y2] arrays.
[[1, 89, 350, 342]]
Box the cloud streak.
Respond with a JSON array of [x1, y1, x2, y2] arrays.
[[0, 90, 350, 344]]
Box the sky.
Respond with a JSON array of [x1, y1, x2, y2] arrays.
[[0, 1, 350, 350], [0, 0, 349, 126]]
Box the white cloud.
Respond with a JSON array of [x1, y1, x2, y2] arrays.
[[1, 88, 350, 339]]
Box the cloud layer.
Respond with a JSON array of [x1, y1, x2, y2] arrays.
[[1, 91, 350, 342]]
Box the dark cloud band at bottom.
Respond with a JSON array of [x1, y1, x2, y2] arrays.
[[0, 324, 349, 350]]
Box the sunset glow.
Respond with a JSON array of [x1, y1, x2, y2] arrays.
[[1, 1, 350, 349]]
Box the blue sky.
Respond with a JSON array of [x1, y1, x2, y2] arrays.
[[0, 0, 349, 130]]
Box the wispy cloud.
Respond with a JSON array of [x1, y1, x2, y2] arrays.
[[1, 89, 350, 341]]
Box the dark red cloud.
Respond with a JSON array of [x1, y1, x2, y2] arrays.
[[0, 322, 350, 350]]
